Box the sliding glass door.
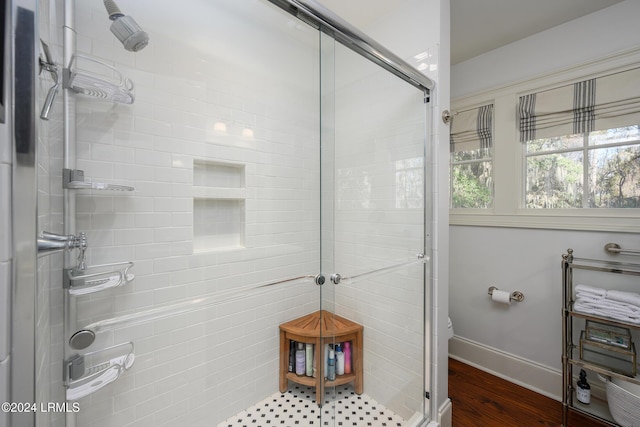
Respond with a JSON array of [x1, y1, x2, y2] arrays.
[[27, 1, 431, 426], [321, 34, 430, 425]]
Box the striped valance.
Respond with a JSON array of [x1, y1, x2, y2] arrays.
[[519, 66, 640, 142], [450, 104, 493, 153]]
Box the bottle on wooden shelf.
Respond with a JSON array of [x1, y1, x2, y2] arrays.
[[288, 341, 295, 372], [344, 341, 351, 374], [327, 349, 336, 381], [295, 342, 305, 376], [336, 344, 345, 375], [305, 343, 313, 377], [324, 344, 330, 378]]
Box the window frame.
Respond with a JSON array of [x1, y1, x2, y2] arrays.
[[449, 50, 640, 232]]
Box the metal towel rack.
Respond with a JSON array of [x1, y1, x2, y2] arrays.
[[604, 243, 640, 256]]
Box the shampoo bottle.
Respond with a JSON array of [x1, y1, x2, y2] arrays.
[[324, 344, 330, 378], [344, 341, 352, 374], [288, 341, 295, 372], [305, 343, 313, 377], [576, 369, 591, 404], [295, 342, 306, 376], [327, 349, 336, 381], [335, 344, 345, 375]]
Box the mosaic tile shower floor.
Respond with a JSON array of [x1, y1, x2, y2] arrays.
[[218, 384, 405, 427]]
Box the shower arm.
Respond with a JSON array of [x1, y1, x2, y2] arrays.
[[103, 0, 124, 20]]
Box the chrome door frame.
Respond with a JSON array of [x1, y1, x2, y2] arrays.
[[10, 0, 38, 425]]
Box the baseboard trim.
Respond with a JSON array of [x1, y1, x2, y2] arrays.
[[449, 336, 562, 401], [437, 398, 452, 427]]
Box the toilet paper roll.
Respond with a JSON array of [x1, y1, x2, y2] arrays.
[[492, 289, 511, 305]]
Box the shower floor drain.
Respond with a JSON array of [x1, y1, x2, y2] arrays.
[[218, 384, 405, 427]]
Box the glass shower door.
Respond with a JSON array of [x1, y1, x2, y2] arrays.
[[27, 0, 433, 424], [320, 35, 430, 426]]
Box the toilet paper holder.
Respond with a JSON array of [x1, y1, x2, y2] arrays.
[[488, 286, 525, 302]]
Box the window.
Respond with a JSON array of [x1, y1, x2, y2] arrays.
[[449, 104, 493, 208], [524, 126, 640, 208], [519, 67, 640, 210], [450, 56, 640, 232]]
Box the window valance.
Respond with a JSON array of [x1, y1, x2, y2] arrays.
[[519, 66, 640, 142], [450, 104, 493, 153]]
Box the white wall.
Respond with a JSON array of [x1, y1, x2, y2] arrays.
[[450, 0, 640, 400], [70, 1, 320, 425], [452, 0, 640, 99]]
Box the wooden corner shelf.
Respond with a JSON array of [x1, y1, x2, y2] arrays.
[[279, 310, 363, 405]]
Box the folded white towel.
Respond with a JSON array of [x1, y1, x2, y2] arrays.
[[576, 297, 640, 314], [574, 304, 640, 324], [574, 298, 640, 324], [607, 290, 640, 308], [576, 293, 606, 301], [575, 284, 607, 298]]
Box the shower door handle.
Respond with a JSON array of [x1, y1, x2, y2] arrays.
[[329, 254, 427, 286]]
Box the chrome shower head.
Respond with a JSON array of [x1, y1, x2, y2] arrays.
[[103, 0, 149, 52], [110, 15, 149, 52]]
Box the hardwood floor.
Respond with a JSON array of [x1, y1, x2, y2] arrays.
[[448, 358, 609, 427]]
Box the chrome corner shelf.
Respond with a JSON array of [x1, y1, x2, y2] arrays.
[[65, 261, 135, 296], [63, 169, 135, 192], [64, 54, 135, 104], [65, 341, 135, 401]]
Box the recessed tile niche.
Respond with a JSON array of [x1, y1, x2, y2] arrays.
[[193, 160, 246, 252]]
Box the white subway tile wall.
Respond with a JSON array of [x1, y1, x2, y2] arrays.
[[71, 1, 321, 425]]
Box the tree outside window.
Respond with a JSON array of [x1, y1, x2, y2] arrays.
[[525, 126, 640, 209]]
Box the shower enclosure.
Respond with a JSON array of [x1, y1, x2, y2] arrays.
[[9, 0, 436, 425]]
